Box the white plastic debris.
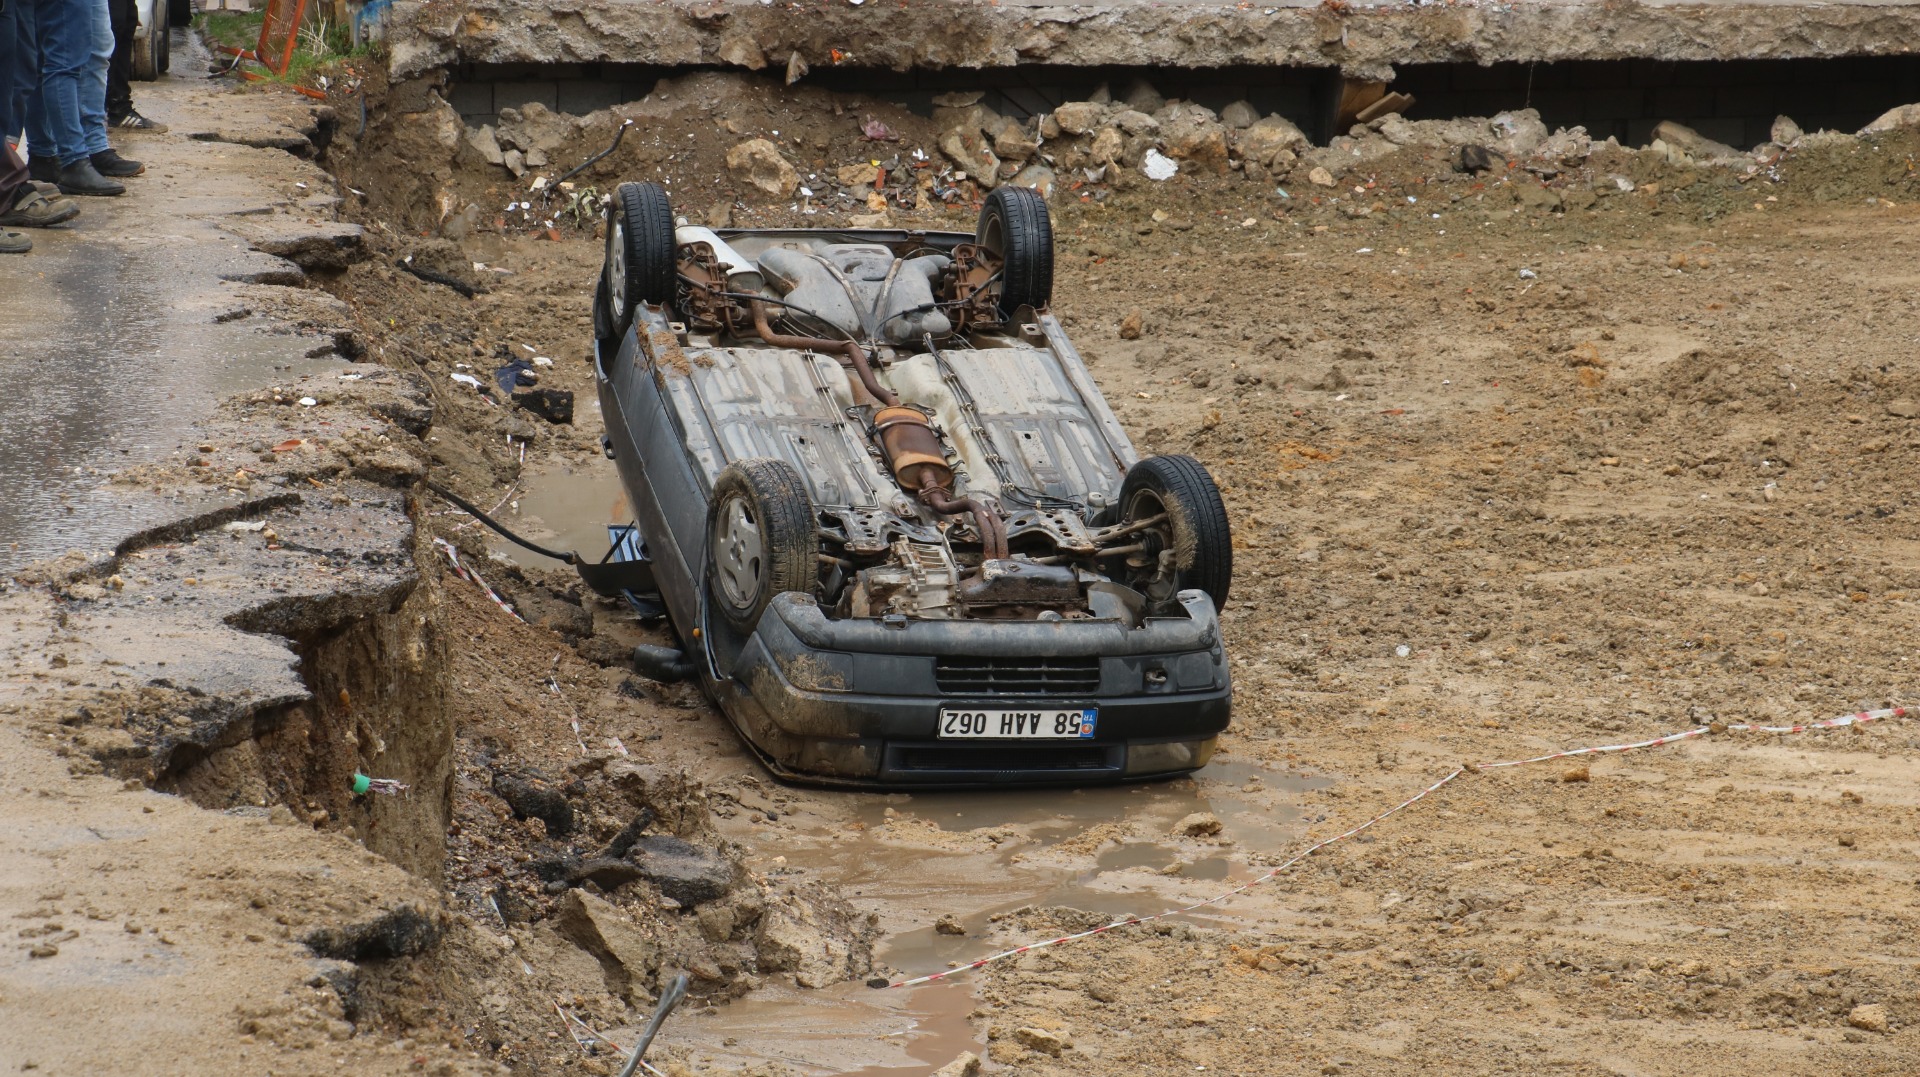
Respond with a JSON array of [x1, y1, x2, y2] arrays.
[[1518, 267, 1538, 279], [223, 521, 268, 533], [451, 373, 482, 389], [1141, 149, 1179, 181], [1395, 644, 1412, 658], [297, 396, 317, 407], [532, 356, 553, 367]]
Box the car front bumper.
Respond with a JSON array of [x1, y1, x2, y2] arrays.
[[710, 591, 1232, 788]]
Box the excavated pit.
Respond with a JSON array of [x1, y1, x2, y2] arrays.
[[291, 30, 1920, 1065]]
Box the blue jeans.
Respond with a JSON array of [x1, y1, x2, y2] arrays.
[[0, 0, 33, 145], [21, 0, 111, 165]]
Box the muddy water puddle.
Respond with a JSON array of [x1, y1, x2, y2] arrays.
[[665, 760, 1331, 1074], [478, 430, 628, 571]]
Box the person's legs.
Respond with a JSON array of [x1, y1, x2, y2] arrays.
[[0, 141, 32, 252], [0, 0, 20, 145], [78, 0, 112, 158], [106, 0, 134, 125], [0, 139, 27, 210], [21, 0, 70, 166], [31, 0, 121, 193]]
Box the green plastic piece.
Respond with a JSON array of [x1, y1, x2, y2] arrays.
[[351, 773, 371, 796]]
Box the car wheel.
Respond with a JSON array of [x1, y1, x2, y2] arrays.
[[131, 0, 163, 81], [603, 181, 677, 337], [1115, 454, 1233, 611], [157, 0, 171, 74], [975, 185, 1053, 317], [707, 458, 819, 634]]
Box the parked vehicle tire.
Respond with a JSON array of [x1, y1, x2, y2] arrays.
[[604, 181, 677, 336], [707, 458, 820, 634], [975, 185, 1053, 317], [1115, 454, 1232, 611], [158, 2, 171, 74], [131, 0, 166, 81]]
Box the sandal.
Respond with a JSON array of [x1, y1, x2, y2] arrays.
[[0, 230, 31, 254]]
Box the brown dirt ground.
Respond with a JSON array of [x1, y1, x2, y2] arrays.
[[315, 72, 1920, 1075]]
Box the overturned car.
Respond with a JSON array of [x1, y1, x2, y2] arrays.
[[591, 181, 1232, 786]]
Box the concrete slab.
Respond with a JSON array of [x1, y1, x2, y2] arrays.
[[388, 0, 1920, 80], [0, 37, 351, 573]]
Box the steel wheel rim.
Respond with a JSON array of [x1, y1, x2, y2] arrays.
[[607, 217, 627, 321], [713, 497, 765, 610]]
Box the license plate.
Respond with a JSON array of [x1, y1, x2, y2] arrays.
[[938, 707, 1098, 740]]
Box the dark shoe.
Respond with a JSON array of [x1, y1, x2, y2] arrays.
[[112, 111, 169, 133], [28, 154, 58, 184], [0, 189, 81, 227], [91, 149, 144, 177], [56, 160, 125, 197], [0, 230, 31, 254]]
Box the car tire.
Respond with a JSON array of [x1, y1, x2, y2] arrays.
[[157, 0, 171, 75], [707, 458, 819, 634], [1116, 454, 1233, 611], [976, 185, 1053, 317], [604, 181, 677, 337], [131, 0, 164, 81]]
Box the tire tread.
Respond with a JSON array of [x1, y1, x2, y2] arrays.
[[1119, 454, 1233, 610], [978, 186, 1054, 316]]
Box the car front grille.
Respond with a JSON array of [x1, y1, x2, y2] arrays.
[[933, 655, 1102, 696]]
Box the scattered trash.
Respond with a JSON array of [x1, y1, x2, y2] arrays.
[[1140, 148, 1179, 181], [451, 372, 483, 389], [494, 360, 539, 394], [223, 520, 267, 533], [297, 396, 317, 407], [531, 356, 553, 367], [860, 115, 898, 141], [1395, 644, 1412, 658], [397, 255, 486, 298], [271, 438, 304, 452], [1518, 267, 1538, 279], [351, 773, 409, 796]]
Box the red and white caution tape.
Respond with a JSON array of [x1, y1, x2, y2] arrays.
[[882, 705, 1906, 989], [433, 538, 524, 623], [547, 652, 590, 754]]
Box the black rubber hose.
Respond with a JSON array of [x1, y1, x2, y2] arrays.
[[425, 481, 578, 565]]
